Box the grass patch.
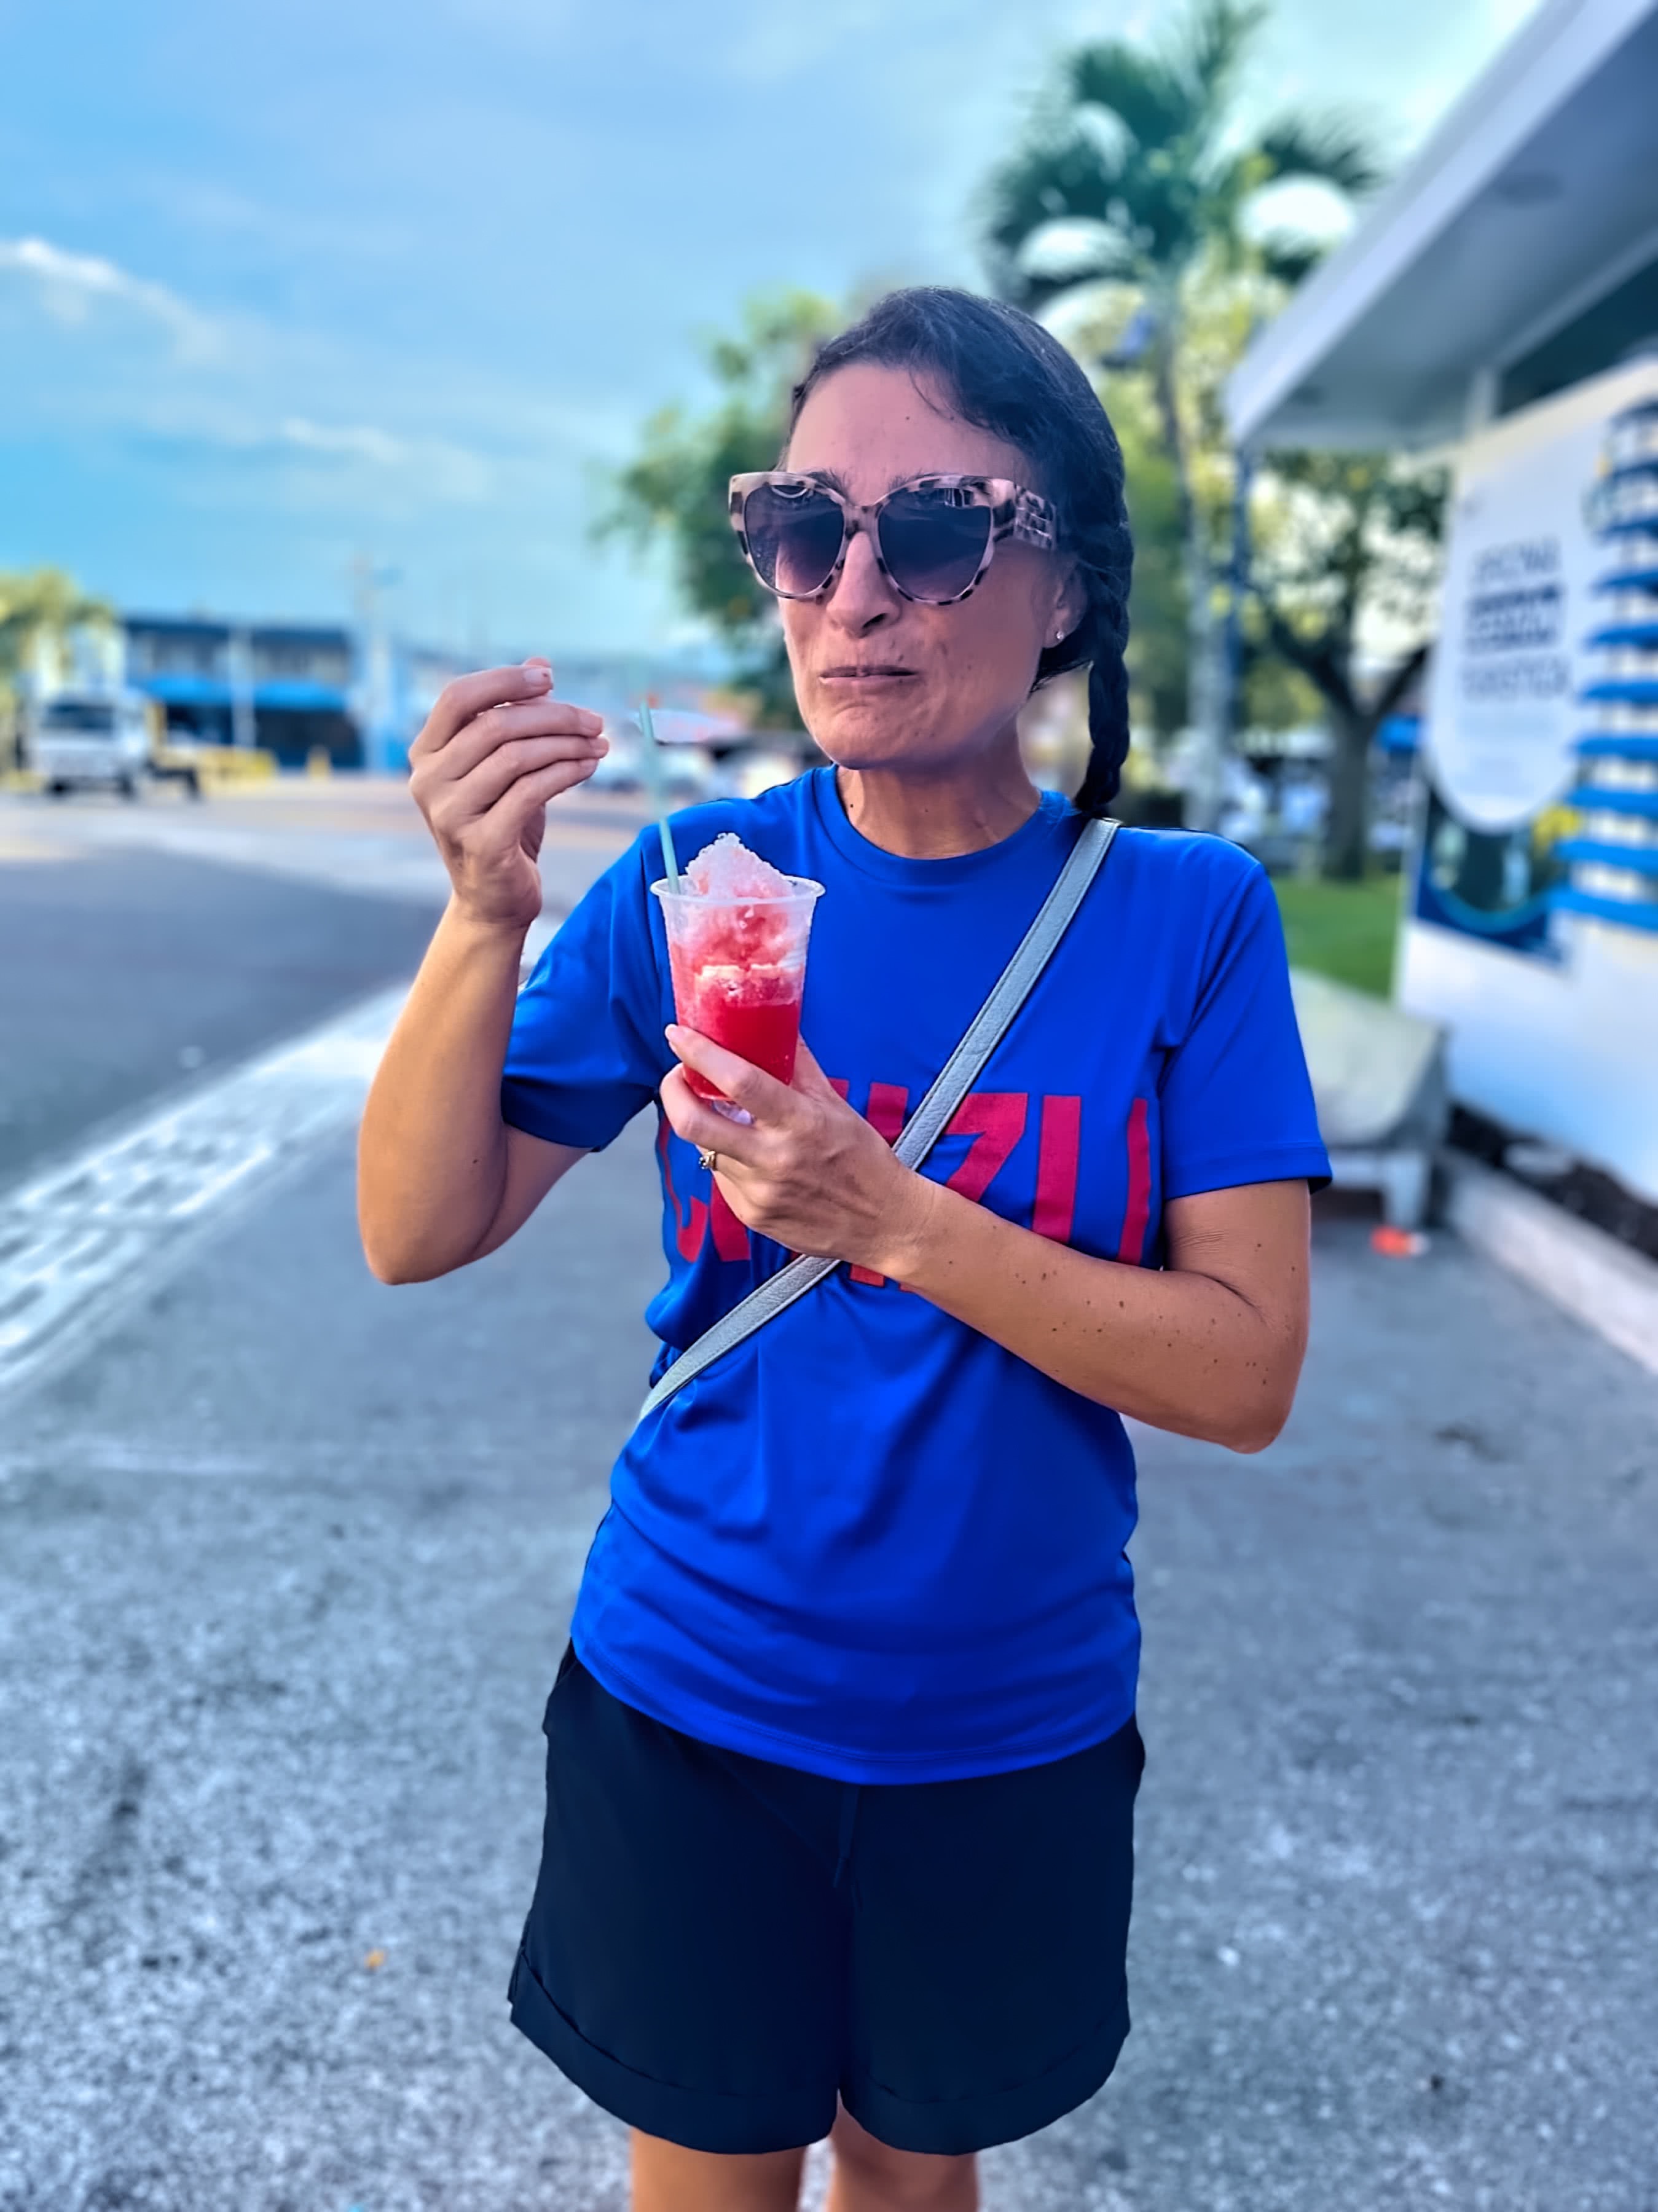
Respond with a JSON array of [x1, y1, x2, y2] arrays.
[[1272, 873, 1401, 998]]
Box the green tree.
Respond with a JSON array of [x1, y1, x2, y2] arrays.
[[601, 290, 839, 726], [0, 567, 114, 769], [1250, 453, 1446, 879], [982, 0, 1380, 826]]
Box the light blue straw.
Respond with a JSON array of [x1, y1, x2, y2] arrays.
[[635, 700, 680, 893]]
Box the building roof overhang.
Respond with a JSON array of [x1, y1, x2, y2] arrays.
[[1226, 0, 1658, 451]]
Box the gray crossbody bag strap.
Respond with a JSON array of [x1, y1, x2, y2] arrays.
[[637, 815, 1120, 1424]]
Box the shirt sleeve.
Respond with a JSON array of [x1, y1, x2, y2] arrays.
[[1158, 855, 1332, 1200], [500, 831, 671, 1151]]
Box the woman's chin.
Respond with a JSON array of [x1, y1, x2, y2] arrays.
[[803, 692, 939, 770]]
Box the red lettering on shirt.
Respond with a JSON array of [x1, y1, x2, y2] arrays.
[[865, 1081, 908, 1143], [943, 1092, 1028, 1202], [709, 1178, 751, 1262], [851, 1082, 910, 1285], [1032, 1096, 1082, 1244], [656, 1112, 707, 1261], [678, 1080, 1114, 1288], [1117, 1097, 1152, 1264]]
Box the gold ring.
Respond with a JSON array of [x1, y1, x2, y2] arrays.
[[697, 1145, 718, 1174]]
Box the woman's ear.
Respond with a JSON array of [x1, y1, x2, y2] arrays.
[[1050, 559, 1089, 648]]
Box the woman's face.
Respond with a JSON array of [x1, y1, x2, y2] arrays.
[[779, 361, 1082, 780]]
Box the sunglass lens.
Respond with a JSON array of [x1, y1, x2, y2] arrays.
[[743, 484, 845, 597], [878, 487, 992, 602]]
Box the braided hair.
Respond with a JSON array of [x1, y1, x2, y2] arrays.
[[785, 287, 1135, 817]]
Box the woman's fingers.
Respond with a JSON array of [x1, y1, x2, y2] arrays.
[[663, 1025, 799, 1123], [410, 660, 557, 758], [474, 757, 607, 842], [787, 1037, 847, 1107], [658, 1064, 770, 1165], [402, 657, 613, 932], [431, 728, 606, 828], [427, 695, 606, 788], [657, 1062, 792, 1174]]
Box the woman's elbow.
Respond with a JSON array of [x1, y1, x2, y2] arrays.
[[358, 1215, 463, 1286], [1219, 1364, 1302, 1453], [361, 1234, 430, 1286], [1224, 1410, 1289, 1455]]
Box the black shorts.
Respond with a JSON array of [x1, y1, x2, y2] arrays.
[[508, 1646, 1144, 2157]]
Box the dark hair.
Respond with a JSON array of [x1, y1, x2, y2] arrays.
[[786, 286, 1134, 816]]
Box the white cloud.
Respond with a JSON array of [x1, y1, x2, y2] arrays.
[[270, 417, 494, 506], [0, 235, 498, 499], [0, 235, 221, 359], [279, 415, 409, 466], [720, 0, 893, 82]]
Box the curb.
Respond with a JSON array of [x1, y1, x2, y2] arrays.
[[1444, 1156, 1658, 1381]]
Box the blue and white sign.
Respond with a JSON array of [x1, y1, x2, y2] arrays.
[[1401, 358, 1658, 1202]]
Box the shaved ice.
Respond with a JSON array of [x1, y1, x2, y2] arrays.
[[685, 832, 794, 901]]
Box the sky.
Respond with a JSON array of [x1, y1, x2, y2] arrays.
[[0, 0, 1541, 657]]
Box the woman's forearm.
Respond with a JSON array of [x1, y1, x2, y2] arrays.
[[886, 1178, 1308, 1453], [656, 1028, 1312, 1453], [357, 899, 530, 1282]]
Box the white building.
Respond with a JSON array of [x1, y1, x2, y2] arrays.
[[1228, 0, 1658, 1205]]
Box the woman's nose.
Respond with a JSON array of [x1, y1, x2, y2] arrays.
[[825, 525, 899, 631]]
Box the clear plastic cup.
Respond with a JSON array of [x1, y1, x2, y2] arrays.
[[653, 874, 824, 1108]]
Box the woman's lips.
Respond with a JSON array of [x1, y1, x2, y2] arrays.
[[817, 667, 917, 686]]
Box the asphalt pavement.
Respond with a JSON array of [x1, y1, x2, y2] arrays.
[[0, 846, 439, 1186], [1, 786, 1654, 2212], [0, 778, 647, 1185]]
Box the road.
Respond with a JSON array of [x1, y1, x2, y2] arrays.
[[0, 779, 649, 1183], [1, 781, 1654, 2212]]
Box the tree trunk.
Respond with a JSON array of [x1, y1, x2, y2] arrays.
[[1149, 312, 1223, 833], [1323, 700, 1372, 882], [1182, 516, 1225, 836]]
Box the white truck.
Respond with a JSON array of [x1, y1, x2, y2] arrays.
[[29, 690, 158, 798]]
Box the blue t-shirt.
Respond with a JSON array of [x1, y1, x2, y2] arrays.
[[503, 770, 1329, 1783]]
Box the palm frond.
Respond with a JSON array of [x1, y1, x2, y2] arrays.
[[1257, 235, 1325, 288], [1173, 0, 1268, 136], [1067, 42, 1193, 154], [1016, 218, 1140, 292], [983, 130, 1131, 300], [1255, 112, 1385, 198]]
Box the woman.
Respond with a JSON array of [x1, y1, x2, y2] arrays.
[[359, 287, 1329, 2212]]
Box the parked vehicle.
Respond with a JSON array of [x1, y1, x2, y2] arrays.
[[29, 691, 155, 798]]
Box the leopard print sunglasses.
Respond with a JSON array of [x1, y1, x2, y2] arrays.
[[728, 471, 1059, 606]]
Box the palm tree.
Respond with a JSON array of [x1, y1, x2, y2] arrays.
[[983, 0, 1380, 828], [0, 567, 114, 771]]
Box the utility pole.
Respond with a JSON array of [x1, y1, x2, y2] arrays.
[[228, 626, 256, 751]]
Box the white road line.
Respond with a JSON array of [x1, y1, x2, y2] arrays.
[[0, 914, 560, 1402], [0, 987, 402, 1400]]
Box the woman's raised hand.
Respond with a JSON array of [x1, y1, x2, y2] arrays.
[[659, 1032, 940, 1280], [407, 658, 607, 932]]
